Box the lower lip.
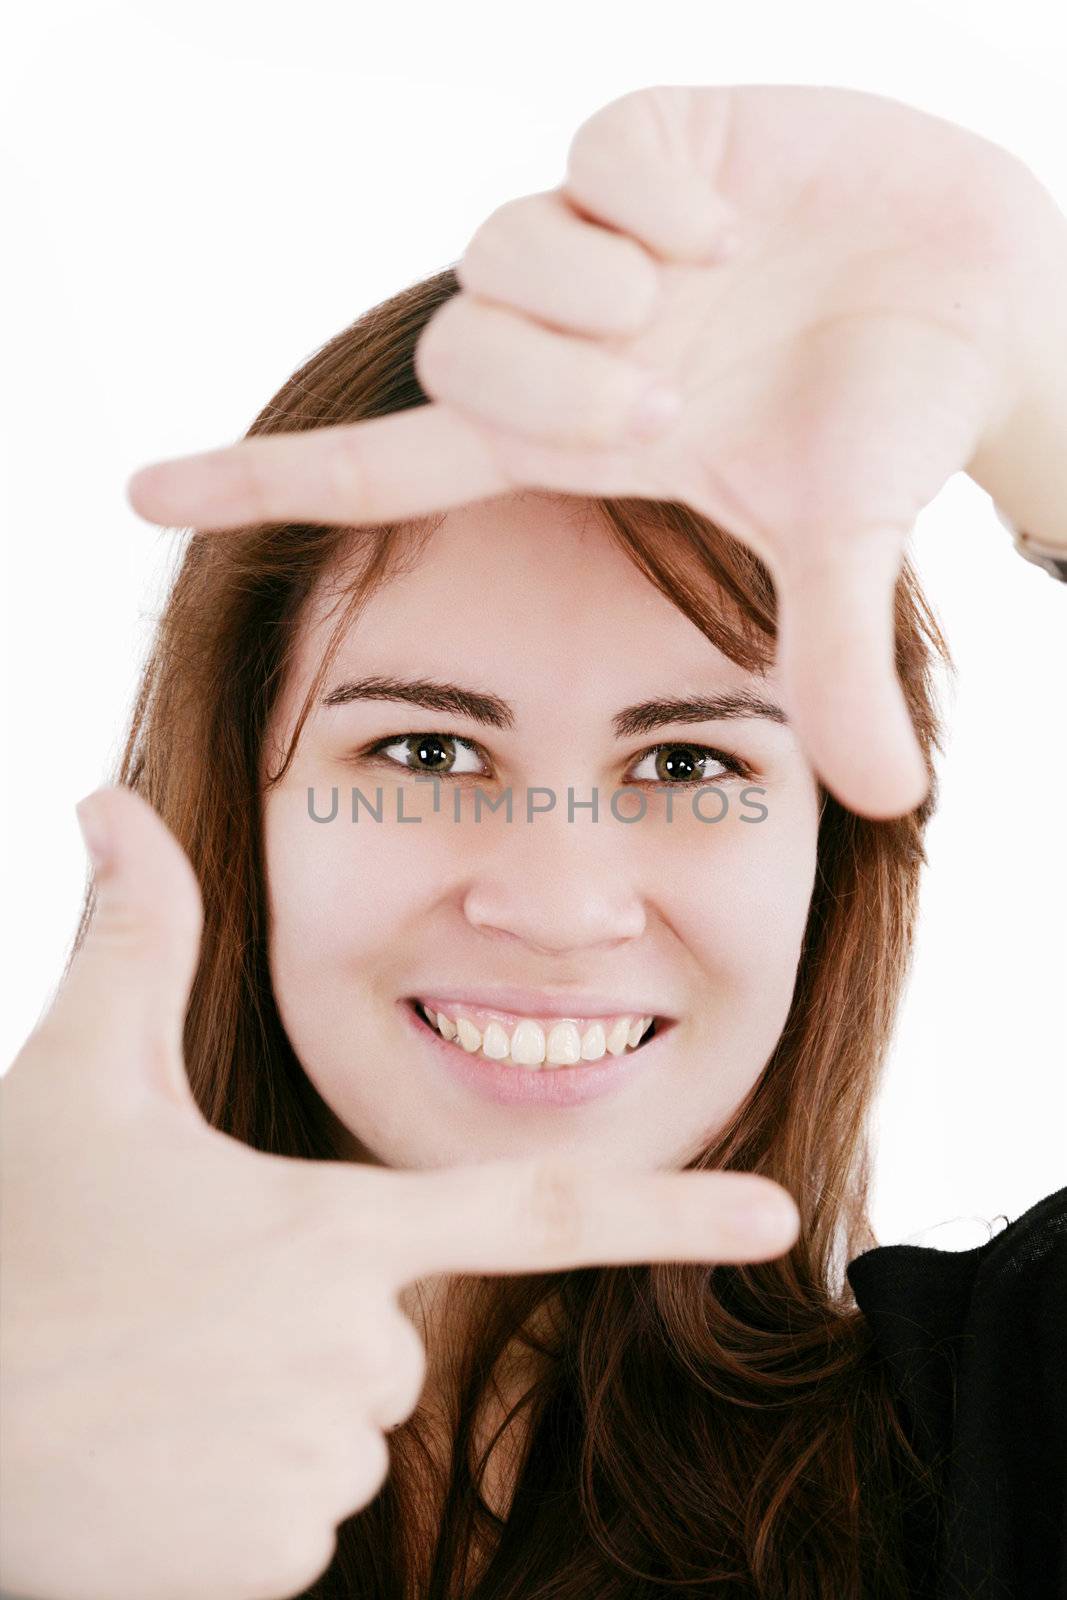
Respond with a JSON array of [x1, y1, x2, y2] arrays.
[[399, 999, 668, 1107]]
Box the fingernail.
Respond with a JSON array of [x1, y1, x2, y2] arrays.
[[76, 792, 112, 874], [629, 381, 683, 441]]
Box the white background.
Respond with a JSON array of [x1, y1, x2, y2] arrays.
[[2, 0, 1064, 1250]]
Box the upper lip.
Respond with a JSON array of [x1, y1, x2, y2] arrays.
[[406, 986, 676, 1021]]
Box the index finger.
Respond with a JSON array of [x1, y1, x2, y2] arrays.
[[363, 1160, 801, 1285], [126, 403, 513, 531]]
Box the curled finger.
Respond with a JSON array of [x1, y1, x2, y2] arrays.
[[415, 292, 680, 448], [457, 187, 662, 337]]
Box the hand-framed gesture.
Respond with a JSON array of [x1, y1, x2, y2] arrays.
[[128, 84, 1067, 818], [5, 80, 1067, 1600]]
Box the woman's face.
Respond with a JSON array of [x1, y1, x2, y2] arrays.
[[261, 494, 821, 1171]]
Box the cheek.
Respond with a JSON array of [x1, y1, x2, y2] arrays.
[[263, 801, 437, 985], [667, 817, 817, 999]]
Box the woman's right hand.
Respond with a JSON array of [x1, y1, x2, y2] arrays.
[[0, 783, 800, 1600]]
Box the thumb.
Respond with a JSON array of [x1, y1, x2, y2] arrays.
[[773, 530, 932, 819], [34, 784, 205, 1115]]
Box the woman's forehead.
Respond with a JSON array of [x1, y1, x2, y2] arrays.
[[312, 495, 749, 634], [289, 501, 777, 705], [327, 495, 654, 610]]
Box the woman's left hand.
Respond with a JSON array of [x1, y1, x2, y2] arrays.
[[128, 84, 1067, 818]]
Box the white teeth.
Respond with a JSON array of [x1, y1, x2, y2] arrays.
[[418, 1004, 656, 1069], [605, 1018, 631, 1056], [456, 1017, 481, 1053], [509, 1020, 545, 1068], [546, 1021, 582, 1065], [579, 1023, 606, 1061], [481, 1021, 511, 1060]]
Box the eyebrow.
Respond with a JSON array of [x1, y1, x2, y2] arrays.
[[320, 675, 788, 738]]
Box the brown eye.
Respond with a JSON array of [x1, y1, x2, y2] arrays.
[[628, 743, 744, 786], [369, 732, 485, 777]]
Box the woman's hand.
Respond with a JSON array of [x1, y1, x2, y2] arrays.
[[127, 84, 1067, 820], [0, 784, 798, 1600]]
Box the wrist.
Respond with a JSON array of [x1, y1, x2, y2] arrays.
[[993, 506, 1067, 581], [968, 382, 1067, 554], [966, 160, 1067, 550], [966, 175, 1067, 552]]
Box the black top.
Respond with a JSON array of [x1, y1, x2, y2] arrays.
[[846, 1184, 1067, 1599]]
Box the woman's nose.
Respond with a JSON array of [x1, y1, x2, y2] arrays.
[[460, 814, 648, 956]]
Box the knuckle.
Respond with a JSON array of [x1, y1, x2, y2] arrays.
[[364, 1312, 427, 1428], [321, 1420, 390, 1497], [280, 1165, 380, 1259], [322, 434, 404, 529], [460, 195, 531, 282], [359, 1426, 391, 1488], [262, 1522, 339, 1597], [78, 889, 202, 988], [233, 448, 276, 530], [323, 438, 364, 510], [355, 1313, 405, 1381], [522, 1160, 586, 1258], [273, 1412, 389, 1519], [387, 1309, 428, 1396], [414, 295, 472, 396], [341, 1427, 391, 1505], [569, 86, 686, 191], [572, 364, 637, 445], [570, 86, 653, 168], [600, 255, 661, 332], [460, 193, 658, 339]]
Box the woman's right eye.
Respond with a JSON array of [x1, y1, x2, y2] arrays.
[[367, 732, 487, 778]]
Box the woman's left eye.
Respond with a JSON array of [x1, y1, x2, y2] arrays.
[[627, 742, 746, 786], [360, 733, 748, 785], [367, 732, 486, 777]]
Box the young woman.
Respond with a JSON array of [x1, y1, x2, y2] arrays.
[[3, 86, 1065, 1600]]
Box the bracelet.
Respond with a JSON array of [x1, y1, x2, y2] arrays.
[[994, 506, 1067, 584]]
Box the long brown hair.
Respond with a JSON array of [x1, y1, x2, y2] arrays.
[[69, 265, 954, 1596]]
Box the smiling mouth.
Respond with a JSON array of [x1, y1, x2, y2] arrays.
[[405, 998, 666, 1071]]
